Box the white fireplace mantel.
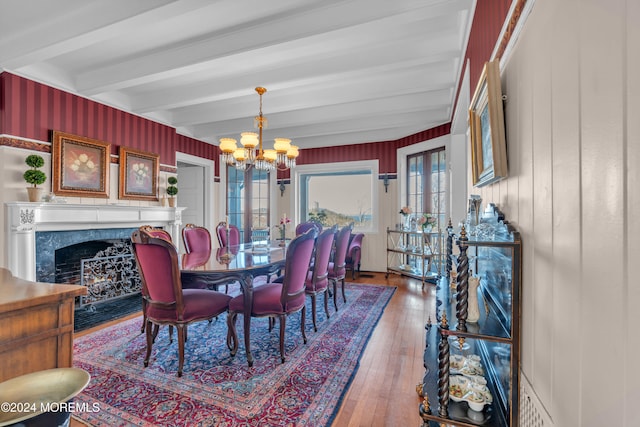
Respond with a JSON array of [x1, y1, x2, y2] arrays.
[[5, 202, 186, 281]]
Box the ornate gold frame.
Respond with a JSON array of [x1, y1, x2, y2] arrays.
[[469, 60, 508, 187], [52, 131, 110, 198], [118, 147, 159, 201]]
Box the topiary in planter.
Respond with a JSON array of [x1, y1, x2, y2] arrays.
[[166, 176, 178, 197], [166, 176, 178, 207], [23, 154, 47, 202], [23, 154, 47, 187]]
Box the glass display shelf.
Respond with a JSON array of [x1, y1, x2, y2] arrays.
[[419, 205, 521, 427], [386, 227, 442, 287]]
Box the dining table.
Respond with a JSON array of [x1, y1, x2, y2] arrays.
[[180, 241, 288, 367]]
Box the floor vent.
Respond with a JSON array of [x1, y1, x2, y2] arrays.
[[520, 373, 554, 427]]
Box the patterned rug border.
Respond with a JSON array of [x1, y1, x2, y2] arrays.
[[73, 283, 396, 427]]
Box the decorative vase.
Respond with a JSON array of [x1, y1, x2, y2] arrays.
[[279, 224, 286, 246], [467, 276, 481, 323], [403, 214, 412, 230], [27, 187, 43, 202], [423, 224, 433, 233], [168, 197, 176, 207]]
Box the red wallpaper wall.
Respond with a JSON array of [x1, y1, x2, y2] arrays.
[[465, 1, 513, 95], [286, 124, 451, 179], [0, 72, 214, 170]]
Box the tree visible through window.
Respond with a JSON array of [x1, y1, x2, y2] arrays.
[[407, 148, 446, 229]]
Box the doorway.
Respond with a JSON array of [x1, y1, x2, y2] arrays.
[[175, 152, 215, 231]]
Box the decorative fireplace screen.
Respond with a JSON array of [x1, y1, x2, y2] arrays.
[[79, 240, 141, 308]]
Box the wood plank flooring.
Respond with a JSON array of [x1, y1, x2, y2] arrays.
[[72, 272, 437, 426]]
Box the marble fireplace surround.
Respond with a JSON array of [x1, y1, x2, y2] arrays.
[[5, 202, 185, 282]]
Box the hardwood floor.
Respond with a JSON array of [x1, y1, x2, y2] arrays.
[[72, 272, 437, 427], [331, 272, 436, 426]]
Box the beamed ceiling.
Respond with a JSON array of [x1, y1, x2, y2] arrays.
[[0, 0, 475, 149]]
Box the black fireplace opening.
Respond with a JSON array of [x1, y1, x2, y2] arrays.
[[54, 237, 142, 309], [55, 239, 120, 285]]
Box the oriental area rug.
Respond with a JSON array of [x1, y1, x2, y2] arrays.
[[72, 283, 395, 427]]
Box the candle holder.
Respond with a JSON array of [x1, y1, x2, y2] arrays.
[[217, 246, 234, 265]]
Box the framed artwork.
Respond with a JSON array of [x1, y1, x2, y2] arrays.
[[52, 131, 111, 198], [118, 147, 159, 201], [469, 59, 508, 187]]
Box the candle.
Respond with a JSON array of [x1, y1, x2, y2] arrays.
[[225, 216, 229, 230], [282, 213, 286, 222]]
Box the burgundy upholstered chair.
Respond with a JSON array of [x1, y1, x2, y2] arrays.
[[137, 225, 174, 333], [216, 222, 240, 247], [131, 229, 232, 377], [295, 221, 323, 236], [140, 225, 173, 242], [182, 224, 212, 254], [227, 228, 317, 365], [345, 233, 364, 280], [305, 226, 336, 331], [327, 225, 352, 310]]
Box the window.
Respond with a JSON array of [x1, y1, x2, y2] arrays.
[[407, 148, 446, 229], [226, 166, 270, 242], [295, 161, 378, 232]]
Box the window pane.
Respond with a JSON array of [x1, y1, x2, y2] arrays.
[[406, 147, 446, 230], [227, 166, 244, 232], [226, 166, 270, 242], [301, 169, 373, 230], [251, 169, 269, 229]]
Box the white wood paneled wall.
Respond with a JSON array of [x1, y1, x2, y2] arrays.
[[471, 0, 640, 426]]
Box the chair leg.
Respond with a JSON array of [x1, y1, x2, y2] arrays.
[[152, 324, 160, 343], [144, 321, 154, 368], [332, 280, 338, 311], [226, 312, 238, 355], [310, 294, 318, 332], [300, 306, 307, 345], [323, 289, 330, 319], [279, 315, 286, 363], [341, 278, 346, 303], [177, 325, 186, 377], [141, 300, 147, 333]]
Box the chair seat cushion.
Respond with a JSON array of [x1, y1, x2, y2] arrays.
[[229, 282, 305, 315], [147, 289, 231, 323]]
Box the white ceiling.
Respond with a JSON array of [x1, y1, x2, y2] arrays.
[[0, 0, 475, 149]]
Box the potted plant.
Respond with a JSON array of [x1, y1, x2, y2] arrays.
[[166, 176, 178, 207], [23, 154, 47, 202]]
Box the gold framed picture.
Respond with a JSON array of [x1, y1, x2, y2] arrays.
[[52, 131, 111, 198], [469, 60, 508, 187], [118, 147, 159, 201]]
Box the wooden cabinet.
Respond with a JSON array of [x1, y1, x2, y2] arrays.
[[0, 268, 86, 382], [419, 206, 521, 426], [386, 228, 442, 287]]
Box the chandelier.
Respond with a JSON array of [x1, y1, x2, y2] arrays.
[[219, 87, 299, 172]]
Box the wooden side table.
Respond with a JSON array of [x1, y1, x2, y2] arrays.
[[0, 268, 86, 382]]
